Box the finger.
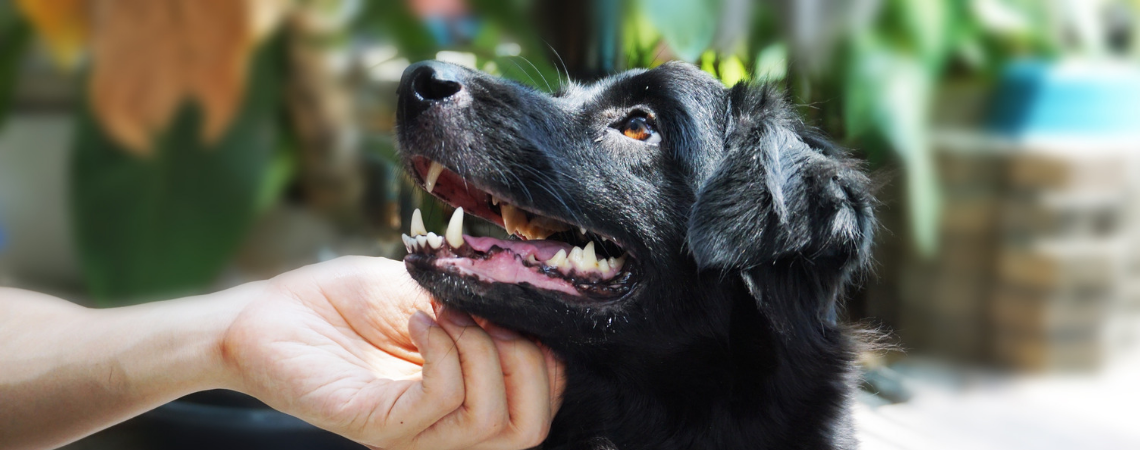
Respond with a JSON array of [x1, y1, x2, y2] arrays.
[[380, 311, 465, 445], [470, 317, 567, 417], [538, 341, 567, 414], [414, 307, 509, 449], [473, 322, 555, 450]]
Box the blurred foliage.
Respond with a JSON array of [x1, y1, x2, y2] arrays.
[[71, 40, 283, 304], [0, 0, 1132, 301], [642, 0, 720, 63], [355, 0, 561, 91], [0, 0, 30, 129], [623, 0, 1069, 256], [355, 0, 437, 62]]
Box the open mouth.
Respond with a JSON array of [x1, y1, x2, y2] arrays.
[[401, 156, 636, 299]]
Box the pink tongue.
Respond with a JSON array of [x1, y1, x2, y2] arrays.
[[463, 235, 573, 261], [434, 253, 580, 295]]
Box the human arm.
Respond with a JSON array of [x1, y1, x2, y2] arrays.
[[0, 256, 564, 450]]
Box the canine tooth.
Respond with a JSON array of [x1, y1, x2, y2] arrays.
[[446, 207, 465, 248], [581, 242, 598, 268], [410, 208, 427, 236], [426, 232, 443, 249], [424, 161, 444, 193], [545, 249, 568, 267], [415, 235, 428, 248]]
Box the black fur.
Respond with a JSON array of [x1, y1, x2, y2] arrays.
[[396, 61, 875, 450]]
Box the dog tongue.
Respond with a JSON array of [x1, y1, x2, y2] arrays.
[[463, 235, 573, 261], [435, 252, 581, 295]]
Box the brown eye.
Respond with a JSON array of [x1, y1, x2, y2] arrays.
[[619, 116, 661, 144]]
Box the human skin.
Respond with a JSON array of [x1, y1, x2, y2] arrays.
[[0, 256, 564, 450]]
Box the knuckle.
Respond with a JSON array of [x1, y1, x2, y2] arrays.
[[518, 423, 551, 448], [440, 387, 465, 410]]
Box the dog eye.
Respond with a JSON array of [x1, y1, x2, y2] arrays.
[[619, 116, 661, 144]]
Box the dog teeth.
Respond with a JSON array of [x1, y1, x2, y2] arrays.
[[501, 203, 525, 237], [581, 242, 597, 268], [579, 227, 587, 235], [610, 255, 625, 271], [567, 246, 584, 269], [424, 161, 444, 193], [545, 249, 568, 267], [446, 207, 465, 248], [563, 243, 613, 272], [402, 230, 446, 253], [410, 208, 427, 236], [542, 246, 626, 276], [500, 202, 561, 240], [491, 196, 500, 206], [426, 232, 443, 249]]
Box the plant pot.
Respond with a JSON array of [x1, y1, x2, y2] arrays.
[[65, 390, 364, 450]]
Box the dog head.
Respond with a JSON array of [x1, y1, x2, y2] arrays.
[[396, 60, 873, 352]]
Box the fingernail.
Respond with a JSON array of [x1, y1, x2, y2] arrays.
[[442, 308, 477, 327], [483, 322, 521, 341], [410, 310, 436, 330]]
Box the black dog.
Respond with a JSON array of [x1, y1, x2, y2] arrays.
[[396, 60, 874, 450]]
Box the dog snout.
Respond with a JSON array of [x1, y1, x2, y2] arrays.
[[402, 61, 464, 103]]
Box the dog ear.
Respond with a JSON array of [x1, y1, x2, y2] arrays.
[[687, 83, 875, 277]]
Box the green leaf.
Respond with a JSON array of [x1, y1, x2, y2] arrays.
[[699, 49, 717, 76], [0, 8, 30, 130], [623, 4, 663, 68], [718, 55, 748, 86], [639, 0, 721, 62], [468, 0, 562, 91], [895, 0, 949, 66], [71, 41, 283, 305], [753, 42, 787, 82], [354, 0, 437, 62], [845, 38, 941, 256]]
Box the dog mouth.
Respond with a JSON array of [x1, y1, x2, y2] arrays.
[[401, 156, 637, 300]]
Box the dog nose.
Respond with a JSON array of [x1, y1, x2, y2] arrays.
[[404, 61, 464, 102]]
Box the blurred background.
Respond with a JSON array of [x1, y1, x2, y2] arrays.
[[1, 0, 1139, 449]]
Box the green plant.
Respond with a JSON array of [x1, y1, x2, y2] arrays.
[[0, 0, 30, 129], [624, 0, 1066, 257], [71, 41, 284, 304]]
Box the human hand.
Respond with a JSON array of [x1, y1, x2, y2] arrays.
[[220, 256, 565, 449]]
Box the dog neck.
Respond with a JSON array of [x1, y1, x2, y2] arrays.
[[546, 267, 856, 450]]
